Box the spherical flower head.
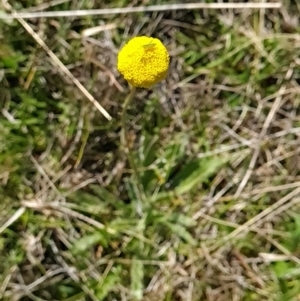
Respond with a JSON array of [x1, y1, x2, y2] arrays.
[[117, 36, 169, 88]]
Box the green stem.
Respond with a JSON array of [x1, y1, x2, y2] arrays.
[[121, 86, 145, 213]]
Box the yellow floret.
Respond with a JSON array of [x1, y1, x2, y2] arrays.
[[117, 36, 170, 88]]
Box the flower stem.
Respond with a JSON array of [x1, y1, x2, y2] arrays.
[[121, 86, 145, 213]]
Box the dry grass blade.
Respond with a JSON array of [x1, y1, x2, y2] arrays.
[[0, 207, 26, 234], [235, 86, 286, 197], [210, 186, 300, 252], [0, 2, 282, 19], [1, 1, 112, 120]]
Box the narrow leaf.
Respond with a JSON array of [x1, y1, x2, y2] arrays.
[[72, 232, 107, 254], [95, 267, 121, 300], [131, 257, 144, 300], [171, 156, 228, 194]]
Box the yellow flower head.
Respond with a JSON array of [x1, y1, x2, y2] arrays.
[[117, 36, 169, 88]]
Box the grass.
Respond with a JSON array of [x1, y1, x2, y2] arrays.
[[1, 0, 300, 300]]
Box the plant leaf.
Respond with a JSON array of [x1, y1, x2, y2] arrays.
[[95, 267, 121, 301], [170, 156, 228, 194], [131, 257, 144, 300], [72, 232, 108, 254]]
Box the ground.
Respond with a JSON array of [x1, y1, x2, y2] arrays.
[[1, 1, 300, 300]]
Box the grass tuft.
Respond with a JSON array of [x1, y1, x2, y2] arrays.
[[1, 1, 300, 300]]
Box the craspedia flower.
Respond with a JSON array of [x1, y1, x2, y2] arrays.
[[117, 36, 169, 88]]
